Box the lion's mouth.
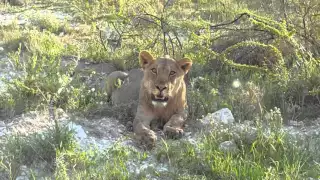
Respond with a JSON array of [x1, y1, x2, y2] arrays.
[[151, 94, 169, 102]]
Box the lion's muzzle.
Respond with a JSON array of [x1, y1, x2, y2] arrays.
[[151, 85, 169, 107], [151, 94, 169, 102]]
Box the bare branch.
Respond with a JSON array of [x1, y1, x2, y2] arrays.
[[163, 30, 168, 55], [96, 25, 109, 52], [167, 33, 175, 56], [162, 0, 170, 13], [210, 13, 250, 30], [143, 12, 163, 21], [213, 27, 273, 34], [111, 22, 123, 50], [147, 31, 161, 49], [136, 16, 160, 27]]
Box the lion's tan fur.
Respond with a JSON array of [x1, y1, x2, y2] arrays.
[[132, 51, 192, 149], [138, 80, 186, 121]]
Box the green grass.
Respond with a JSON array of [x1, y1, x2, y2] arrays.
[[0, 21, 108, 115], [0, 120, 76, 179], [0, 115, 319, 179], [55, 144, 134, 180], [27, 11, 71, 34], [154, 130, 320, 179]]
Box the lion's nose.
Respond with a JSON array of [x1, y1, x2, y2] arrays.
[[156, 85, 167, 92]]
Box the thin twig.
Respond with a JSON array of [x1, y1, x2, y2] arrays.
[[163, 30, 168, 55], [111, 22, 123, 50], [161, 2, 169, 55], [147, 30, 162, 49], [49, 97, 55, 122], [172, 29, 183, 50], [111, 22, 122, 37], [213, 27, 272, 34], [97, 25, 109, 52], [136, 16, 160, 27], [163, 0, 170, 13], [143, 12, 163, 22], [210, 13, 250, 30], [167, 33, 175, 56]]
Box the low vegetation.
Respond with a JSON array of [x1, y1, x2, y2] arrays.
[[0, 0, 319, 179]]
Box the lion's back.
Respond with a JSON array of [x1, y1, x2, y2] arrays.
[[111, 69, 144, 105]]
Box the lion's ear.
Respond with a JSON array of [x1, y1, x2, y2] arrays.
[[139, 51, 154, 69], [178, 58, 192, 74]]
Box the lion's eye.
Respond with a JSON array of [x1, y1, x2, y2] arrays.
[[151, 68, 157, 74], [169, 71, 176, 76]]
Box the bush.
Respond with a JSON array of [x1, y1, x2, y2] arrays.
[[1, 120, 76, 179]]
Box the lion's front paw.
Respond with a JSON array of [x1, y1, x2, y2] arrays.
[[135, 130, 157, 150], [164, 126, 184, 139]]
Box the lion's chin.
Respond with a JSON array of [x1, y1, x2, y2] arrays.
[[151, 94, 168, 108], [152, 101, 167, 108]]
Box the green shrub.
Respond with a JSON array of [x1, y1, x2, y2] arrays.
[[28, 12, 62, 34], [1, 120, 76, 179], [155, 122, 318, 179], [54, 144, 132, 180]]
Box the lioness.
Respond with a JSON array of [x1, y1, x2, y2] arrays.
[[133, 51, 192, 149]]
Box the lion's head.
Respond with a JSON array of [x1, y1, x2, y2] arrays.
[[139, 51, 192, 107]]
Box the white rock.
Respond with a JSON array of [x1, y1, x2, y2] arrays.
[[219, 140, 239, 154], [289, 120, 304, 127], [233, 124, 258, 144], [15, 176, 29, 180], [67, 122, 87, 141], [110, 129, 119, 138], [211, 108, 235, 125], [66, 121, 125, 151], [305, 178, 316, 180], [20, 165, 28, 171], [0, 121, 7, 136], [200, 108, 233, 125], [0, 127, 6, 137]]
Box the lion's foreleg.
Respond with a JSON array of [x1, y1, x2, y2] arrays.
[[163, 112, 186, 139], [133, 106, 157, 149]]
